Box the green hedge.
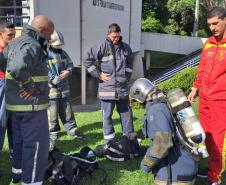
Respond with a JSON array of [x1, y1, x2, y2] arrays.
[[157, 67, 198, 96], [124, 67, 198, 110]]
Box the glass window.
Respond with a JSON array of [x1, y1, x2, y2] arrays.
[[0, 0, 30, 27]]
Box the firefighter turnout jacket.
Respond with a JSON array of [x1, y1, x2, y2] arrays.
[[83, 36, 133, 100], [0, 24, 50, 111], [141, 97, 198, 185], [47, 48, 73, 99]]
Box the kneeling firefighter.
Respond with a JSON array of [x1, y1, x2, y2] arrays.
[[130, 78, 198, 185]]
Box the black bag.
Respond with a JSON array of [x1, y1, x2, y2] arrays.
[[105, 134, 146, 161], [46, 146, 107, 185]]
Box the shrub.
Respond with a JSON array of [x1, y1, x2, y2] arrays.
[[121, 67, 198, 111], [130, 100, 145, 110], [113, 97, 145, 111], [157, 67, 198, 96]]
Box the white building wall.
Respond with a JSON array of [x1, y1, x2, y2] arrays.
[[81, 0, 131, 59], [30, 0, 142, 66], [130, 0, 142, 52], [32, 0, 81, 66], [141, 32, 208, 56]]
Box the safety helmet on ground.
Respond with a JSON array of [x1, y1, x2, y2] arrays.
[[130, 78, 155, 103], [49, 30, 65, 49]]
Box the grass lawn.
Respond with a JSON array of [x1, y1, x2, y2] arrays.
[[0, 97, 225, 185]]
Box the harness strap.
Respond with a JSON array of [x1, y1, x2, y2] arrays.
[[177, 173, 197, 181], [171, 101, 191, 114]]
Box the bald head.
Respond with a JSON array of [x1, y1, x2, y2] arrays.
[[31, 15, 54, 40]]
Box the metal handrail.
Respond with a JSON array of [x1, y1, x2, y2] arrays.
[[150, 51, 201, 85]]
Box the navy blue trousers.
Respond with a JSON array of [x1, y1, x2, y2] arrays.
[[12, 110, 49, 184], [101, 98, 134, 142]]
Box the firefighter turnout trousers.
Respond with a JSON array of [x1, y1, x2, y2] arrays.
[[49, 97, 78, 139], [11, 110, 49, 184]]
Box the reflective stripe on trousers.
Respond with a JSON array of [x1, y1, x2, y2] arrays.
[[101, 98, 134, 142], [12, 110, 49, 184]]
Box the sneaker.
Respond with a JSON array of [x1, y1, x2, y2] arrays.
[[197, 168, 210, 178], [69, 131, 84, 138], [207, 181, 220, 185]]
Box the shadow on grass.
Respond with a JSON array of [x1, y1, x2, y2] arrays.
[[44, 115, 148, 185], [0, 150, 13, 184], [55, 117, 141, 152]]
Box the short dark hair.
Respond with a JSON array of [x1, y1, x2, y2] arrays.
[[0, 19, 15, 32], [108, 23, 121, 33], [207, 7, 226, 20]]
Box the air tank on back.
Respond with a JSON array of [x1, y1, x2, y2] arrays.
[[167, 88, 206, 145]]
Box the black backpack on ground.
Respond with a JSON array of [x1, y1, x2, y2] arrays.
[[46, 146, 107, 185], [95, 133, 146, 161]]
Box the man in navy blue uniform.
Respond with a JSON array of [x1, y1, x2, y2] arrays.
[[0, 15, 54, 185], [130, 78, 198, 185], [83, 23, 134, 142]]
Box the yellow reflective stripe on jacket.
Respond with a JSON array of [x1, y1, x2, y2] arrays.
[[204, 43, 217, 50], [49, 59, 57, 64], [144, 156, 156, 167], [66, 60, 73, 64], [155, 179, 196, 185], [6, 72, 48, 83], [6, 103, 49, 111], [62, 90, 69, 95], [49, 91, 60, 97], [52, 76, 59, 85], [5, 71, 14, 80], [50, 58, 67, 64], [6, 71, 32, 85], [32, 76, 49, 82], [22, 77, 31, 85]]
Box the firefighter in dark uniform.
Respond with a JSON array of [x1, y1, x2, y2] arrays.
[[130, 78, 198, 185], [47, 31, 84, 141], [0, 15, 54, 185], [83, 23, 134, 142]]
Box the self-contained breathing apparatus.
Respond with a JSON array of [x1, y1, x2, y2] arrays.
[[129, 78, 208, 160], [166, 88, 208, 158]]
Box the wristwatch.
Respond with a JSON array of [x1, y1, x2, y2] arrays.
[[191, 87, 198, 91]]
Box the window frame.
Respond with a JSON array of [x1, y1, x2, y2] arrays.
[[0, 0, 30, 28]]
